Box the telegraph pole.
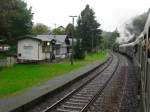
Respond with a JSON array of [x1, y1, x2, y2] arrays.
[[69, 16, 77, 65]]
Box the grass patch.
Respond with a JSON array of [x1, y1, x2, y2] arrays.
[[0, 50, 108, 98]]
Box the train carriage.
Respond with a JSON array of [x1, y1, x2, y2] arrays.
[[142, 13, 150, 112], [118, 12, 150, 112], [119, 42, 135, 58]]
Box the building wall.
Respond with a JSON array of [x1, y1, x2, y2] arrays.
[[38, 43, 48, 60], [17, 38, 69, 61], [17, 39, 43, 61], [55, 44, 67, 58]]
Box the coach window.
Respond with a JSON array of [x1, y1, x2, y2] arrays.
[[148, 27, 150, 58]]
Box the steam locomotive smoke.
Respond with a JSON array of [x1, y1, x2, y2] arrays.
[[118, 11, 149, 44], [117, 19, 134, 44]]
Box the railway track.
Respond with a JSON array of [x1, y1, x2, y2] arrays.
[[41, 54, 119, 112]]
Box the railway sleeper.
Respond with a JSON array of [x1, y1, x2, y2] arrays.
[[69, 98, 89, 103], [61, 104, 83, 109], [65, 101, 86, 106], [75, 93, 93, 97], [57, 108, 79, 112], [72, 95, 91, 99]]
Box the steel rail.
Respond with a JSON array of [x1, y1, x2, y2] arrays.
[[81, 53, 120, 112], [41, 54, 115, 112]]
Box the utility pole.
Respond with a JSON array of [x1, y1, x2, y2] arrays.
[[54, 23, 56, 29], [69, 16, 77, 65], [91, 29, 94, 52], [92, 32, 94, 52]]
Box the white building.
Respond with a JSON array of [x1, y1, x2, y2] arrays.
[[17, 35, 71, 62], [0, 40, 10, 51], [0, 44, 10, 51]]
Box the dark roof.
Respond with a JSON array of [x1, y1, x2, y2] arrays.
[[18, 35, 76, 45], [33, 35, 67, 43], [17, 35, 42, 41]]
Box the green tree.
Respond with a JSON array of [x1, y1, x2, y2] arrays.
[[76, 5, 102, 53], [52, 26, 65, 35], [110, 29, 119, 48], [65, 23, 74, 37], [0, 0, 33, 43], [32, 23, 49, 35], [74, 39, 85, 60], [101, 36, 109, 49], [101, 30, 119, 49]]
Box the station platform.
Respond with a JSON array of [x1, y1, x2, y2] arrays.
[[0, 57, 110, 112]]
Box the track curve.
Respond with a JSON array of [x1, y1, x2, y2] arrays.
[[41, 54, 119, 112]]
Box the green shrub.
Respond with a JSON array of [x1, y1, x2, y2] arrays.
[[74, 41, 85, 60]]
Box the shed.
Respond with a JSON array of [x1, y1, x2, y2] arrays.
[[17, 35, 71, 62]]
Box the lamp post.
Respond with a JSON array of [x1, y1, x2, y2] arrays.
[[69, 16, 77, 65]]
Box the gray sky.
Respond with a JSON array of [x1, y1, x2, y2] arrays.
[[25, 0, 150, 32]]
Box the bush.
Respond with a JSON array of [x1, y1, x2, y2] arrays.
[[74, 41, 85, 60], [6, 45, 17, 57]]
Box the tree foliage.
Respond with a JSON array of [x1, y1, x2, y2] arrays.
[[101, 32, 111, 49], [101, 30, 119, 49], [0, 0, 33, 43], [76, 5, 102, 53], [32, 23, 49, 35], [74, 40, 85, 60], [52, 26, 65, 35], [65, 23, 74, 37], [110, 29, 119, 45]]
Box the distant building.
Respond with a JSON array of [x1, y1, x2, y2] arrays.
[[58, 26, 65, 31], [0, 40, 10, 51], [17, 35, 73, 62]]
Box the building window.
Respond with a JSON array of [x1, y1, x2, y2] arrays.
[[24, 46, 33, 50], [42, 42, 51, 52], [55, 45, 60, 55], [24, 46, 33, 55]]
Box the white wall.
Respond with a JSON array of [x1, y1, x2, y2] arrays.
[[17, 39, 68, 61], [55, 44, 67, 58], [17, 39, 43, 60]]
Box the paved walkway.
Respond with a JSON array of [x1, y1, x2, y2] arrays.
[[0, 58, 109, 112]]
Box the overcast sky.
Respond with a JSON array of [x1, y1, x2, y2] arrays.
[[24, 0, 150, 32]]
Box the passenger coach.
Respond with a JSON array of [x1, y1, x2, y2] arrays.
[[118, 11, 150, 112]]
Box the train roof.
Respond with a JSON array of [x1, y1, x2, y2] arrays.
[[119, 42, 135, 47], [135, 33, 144, 43]]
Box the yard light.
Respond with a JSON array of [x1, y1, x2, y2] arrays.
[[47, 42, 50, 46]]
